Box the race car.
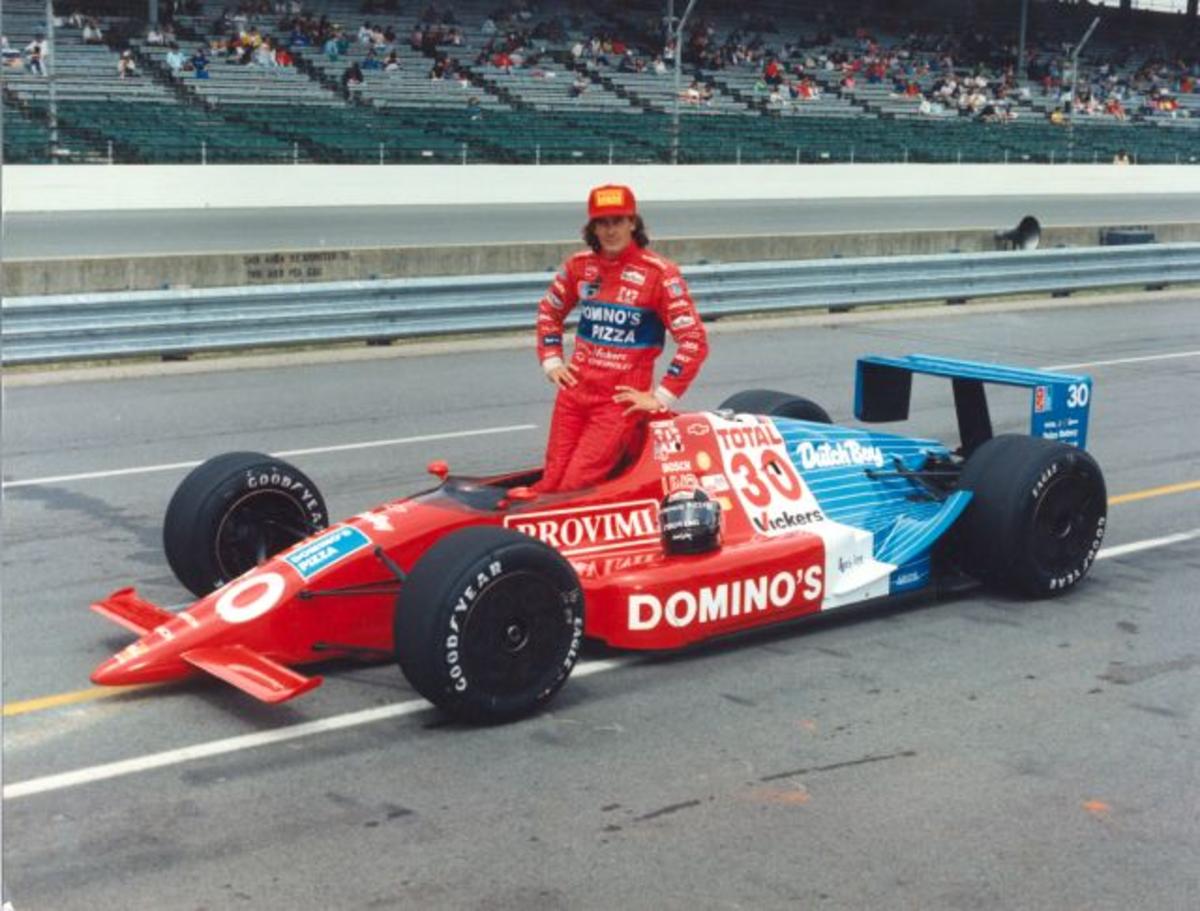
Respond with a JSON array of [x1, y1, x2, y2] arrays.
[[90, 355, 1107, 722]]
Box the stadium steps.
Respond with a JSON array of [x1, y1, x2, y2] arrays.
[[127, 42, 201, 110], [700, 73, 763, 115], [559, 56, 656, 114]]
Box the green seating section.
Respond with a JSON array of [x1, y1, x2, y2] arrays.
[[6, 102, 1197, 165], [22, 100, 299, 162], [3, 106, 54, 162], [2, 103, 110, 162]]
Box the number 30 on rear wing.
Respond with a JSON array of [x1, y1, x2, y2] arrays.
[[854, 354, 1093, 456]]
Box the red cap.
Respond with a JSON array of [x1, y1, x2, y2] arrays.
[[587, 184, 637, 220]]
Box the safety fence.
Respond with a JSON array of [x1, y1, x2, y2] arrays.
[[3, 243, 1198, 365]]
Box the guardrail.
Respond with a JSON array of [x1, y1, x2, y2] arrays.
[[4, 243, 1199, 365]]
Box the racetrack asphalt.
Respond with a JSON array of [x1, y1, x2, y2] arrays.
[[4, 193, 1200, 257], [2, 292, 1199, 910]]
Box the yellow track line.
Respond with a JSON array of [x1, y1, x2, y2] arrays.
[[2, 684, 154, 717], [4, 479, 1198, 719], [1108, 480, 1200, 506]]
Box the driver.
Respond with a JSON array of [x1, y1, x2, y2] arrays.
[[534, 184, 708, 492]]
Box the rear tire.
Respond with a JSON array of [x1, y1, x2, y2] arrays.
[[718, 389, 832, 423], [395, 526, 583, 723], [163, 452, 328, 597], [954, 435, 1106, 597]]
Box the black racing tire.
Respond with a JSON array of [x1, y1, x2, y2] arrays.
[[718, 389, 832, 424], [395, 526, 584, 723], [163, 452, 328, 597], [953, 434, 1107, 598]]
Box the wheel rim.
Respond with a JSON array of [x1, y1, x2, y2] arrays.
[[213, 491, 314, 581], [460, 571, 569, 697], [1030, 469, 1102, 576]]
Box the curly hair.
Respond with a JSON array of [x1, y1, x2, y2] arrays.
[[583, 215, 650, 253]]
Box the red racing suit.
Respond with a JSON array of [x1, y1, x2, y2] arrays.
[[535, 243, 708, 492]]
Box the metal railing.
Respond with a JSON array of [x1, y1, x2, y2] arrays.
[[4, 243, 1198, 365]]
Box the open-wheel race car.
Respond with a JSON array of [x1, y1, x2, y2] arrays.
[[90, 355, 1107, 722]]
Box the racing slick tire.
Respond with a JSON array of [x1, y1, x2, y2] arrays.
[[954, 434, 1106, 598], [718, 390, 832, 424], [163, 452, 328, 597], [395, 526, 584, 724]]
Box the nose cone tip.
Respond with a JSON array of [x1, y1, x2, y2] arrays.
[[91, 657, 128, 686]]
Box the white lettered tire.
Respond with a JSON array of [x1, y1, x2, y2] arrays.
[[395, 526, 584, 723], [163, 452, 327, 597], [954, 435, 1107, 597]]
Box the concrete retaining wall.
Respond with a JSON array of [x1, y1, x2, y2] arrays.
[[6, 163, 1200, 213], [8, 223, 1199, 295]]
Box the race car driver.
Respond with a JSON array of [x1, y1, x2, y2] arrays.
[[534, 184, 709, 492]]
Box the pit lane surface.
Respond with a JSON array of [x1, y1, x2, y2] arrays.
[[3, 294, 1199, 910], [4, 194, 1200, 258]]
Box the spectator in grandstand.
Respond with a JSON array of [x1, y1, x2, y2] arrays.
[[253, 40, 276, 67], [532, 184, 708, 494], [1048, 107, 1065, 126], [146, 24, 165, 45], [466, 95, 482, 120], [763, 58, 782, 87], [363, 47, 382, 70], [82, 19, 104, 44], [274, 44, 293, 67], [191, 46, 210, 78], [343, 61, 364, 91], [24, 35, 48, 75], [491, 49, 513, 73], [324, 32, 342, 60], [1, 35, 24, 69], [117, 50, 138, 79], [165, 43, 186, 74], [1113, 149, 1131, 165], [384, 50, 401, 72]]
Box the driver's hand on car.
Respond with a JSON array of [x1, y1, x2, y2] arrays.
[[614, 385, 667, 416], [547, 363, 580, 389]]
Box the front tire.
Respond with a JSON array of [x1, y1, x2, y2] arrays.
[[954, 435, 1107, 597], [163, 452, 328, 597], [395, 526, 584, 723], [718, 389, 832, 423]]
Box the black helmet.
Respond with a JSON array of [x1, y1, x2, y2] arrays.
[[660, 488, 721, 556]]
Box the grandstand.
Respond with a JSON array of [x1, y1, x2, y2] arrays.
[[2, 0, 1197, 164]]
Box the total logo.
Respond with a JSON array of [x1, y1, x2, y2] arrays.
[[505, 500, 659, 555], [796, 440, 886, 470], [628, 565, 823, 631]]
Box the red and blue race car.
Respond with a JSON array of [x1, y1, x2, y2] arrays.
[[90, 355, 1107, 722]]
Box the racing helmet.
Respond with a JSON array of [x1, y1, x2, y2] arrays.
[[660, 488, 721, 556]]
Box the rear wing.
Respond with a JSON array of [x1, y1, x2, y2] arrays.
[[854, 354, 1092, 455]]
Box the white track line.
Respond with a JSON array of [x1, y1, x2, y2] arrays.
[[6, 527, 1200, 802], [2, 658, 624, 800], [1043, 350, 1200, 371], [1, 424, 537, 490], [1094, 528, 1200, 560]]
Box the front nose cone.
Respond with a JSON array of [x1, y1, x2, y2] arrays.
[[91, 645, 189, 687], [91, 656, 129, 686]]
